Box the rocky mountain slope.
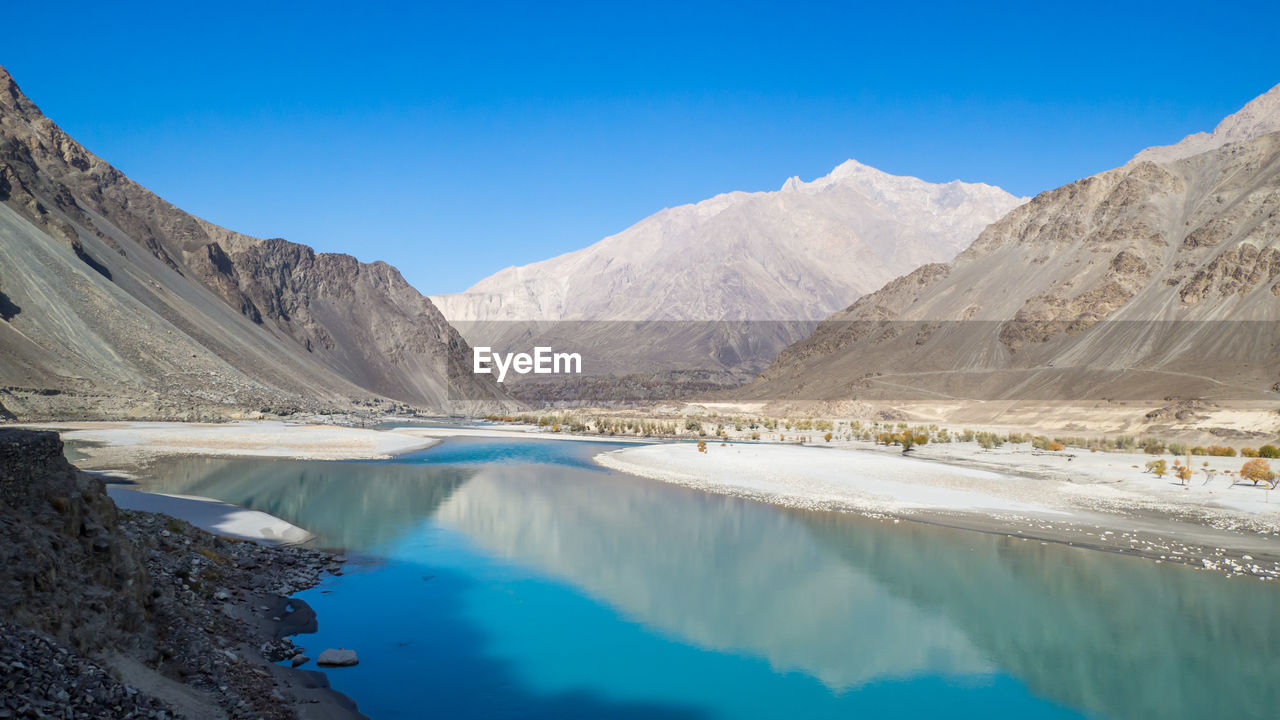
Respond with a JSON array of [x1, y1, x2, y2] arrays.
[[0, 65, 510, 419], [745, 83, 1280, 410], [433, 159, 1024, 396]]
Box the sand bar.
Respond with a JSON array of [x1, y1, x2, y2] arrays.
[[108, 487, 314, 545], [596, 441, 1280, 531], [23, 420, 438, 463], [595, 442, 1073, 517]]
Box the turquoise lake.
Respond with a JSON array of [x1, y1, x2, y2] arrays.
[[135, 436, 1280, 719]]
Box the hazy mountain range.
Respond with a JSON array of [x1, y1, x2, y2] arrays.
[[0, 65, 510, 419], [434, 162, 1024, 323]]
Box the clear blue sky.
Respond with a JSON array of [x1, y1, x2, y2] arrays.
[[5, 1, 1279, 295]]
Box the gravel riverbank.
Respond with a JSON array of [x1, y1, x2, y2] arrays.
[[0, 428, 367, 720]]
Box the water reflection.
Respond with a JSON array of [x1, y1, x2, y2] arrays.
[[432, 450, 1280, 719], [800, 512, 1280, 720], [135, 455, 474, 549], [130, 438, 1280, 720], [434, 465, 992, 689]]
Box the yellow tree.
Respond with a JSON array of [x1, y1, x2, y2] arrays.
[[898, 432, 916, 453], [1240, 459, 1276, 487], [1174, 464, 1192, 484]]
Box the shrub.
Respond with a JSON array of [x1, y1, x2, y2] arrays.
[[824, 432, 833, 443], [1190, 446, 1207, 456], [899, 432, 917, 453], [1145, 459, 1167, 477], [1258, 444, 1280, 459], [697, 440, 707, 453], [1240, 459, 1276, 487], [1241, 447, 1259, 458], [976, 431, 1004, 450], [1206, 445, 1237, 457], [1167, 442, 1187, 455], [1047, 440, 1065, 452]]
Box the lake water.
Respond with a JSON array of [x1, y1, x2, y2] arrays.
[[134, 437, 1280, 719]]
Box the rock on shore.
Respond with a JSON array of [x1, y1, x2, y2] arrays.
[[316, 649, 359, 667]]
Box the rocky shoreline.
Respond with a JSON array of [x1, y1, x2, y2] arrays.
[[0, 429, 367, 719]]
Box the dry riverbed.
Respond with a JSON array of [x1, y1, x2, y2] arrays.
[[596, 441, 1280, 580]]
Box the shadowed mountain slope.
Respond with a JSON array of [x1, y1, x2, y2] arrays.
[[0, 65, 510, 418]]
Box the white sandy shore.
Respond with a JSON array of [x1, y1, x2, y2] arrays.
[[596, 443, 1070, 517], [31, 421, 438, 461], [108, 486, 313, 545], [906, 440, 1280, 519], [596, 442, 1280, 527]]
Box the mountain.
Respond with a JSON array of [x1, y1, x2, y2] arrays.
[[432, 160, 1024, 400], [744, 83, 1280, 418], [1133, 83, 1280, 164], [0, 65, 510, 419], [435, 160, 1024, 323]]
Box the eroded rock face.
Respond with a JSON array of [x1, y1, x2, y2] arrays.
[[0, 429, 369, 719], [1179, 244, 1280, 305], [0, 429, 151, 651]]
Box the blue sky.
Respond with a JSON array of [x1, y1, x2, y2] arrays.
[[5, 1, 1279, 295]]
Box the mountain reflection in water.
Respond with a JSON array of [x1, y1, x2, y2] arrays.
[[134, 438, 1280, 720]]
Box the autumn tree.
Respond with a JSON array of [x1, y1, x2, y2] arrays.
[[898, 432, 916, 453], [1174, 462, 1192, 484], [1240, 459, 1276, 487], [1145, 459, 1167, 478]]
